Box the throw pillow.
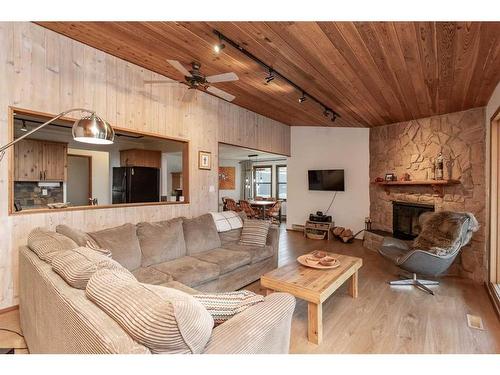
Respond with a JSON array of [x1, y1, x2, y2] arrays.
[[56, 224, 98, 247], [52, 247, 127, 289], [136, 218, 186, 267], [193, 290, 264, 326], [210, 211, 243, 232], [182, 214, 222, 255], [88, 223, 142, 271], [239, 219, 271, 247], [86, 269, 214, 354], [27, 228, 78, 263]]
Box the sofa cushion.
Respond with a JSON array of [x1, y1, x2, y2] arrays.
[[88, 223, 141, 271], [239, 219, 271, 247], [52, 247, 127, 289], [210, 211, 243, 232], [27, 228, 78, 263], [132, 267, 173, 285], [219, 228, 242, 245], [191, 248, 251, 275], [86, 269, 213, 354], [193, 290, 264, 325], [136, 218, 186, 267], [222, 242, 274, 264], [56, 224, 98, 247], [152, 256, 220, 287], [160, 280, 199, 295], [183, 214, 221, 255]]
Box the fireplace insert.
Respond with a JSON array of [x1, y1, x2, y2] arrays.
[[392, 201, 434, 240]]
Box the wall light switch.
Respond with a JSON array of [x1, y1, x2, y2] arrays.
[[42, 189, 48, 196], [209, 185, 215, 193]]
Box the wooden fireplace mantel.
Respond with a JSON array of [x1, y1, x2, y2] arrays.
[[374, 179, 460, 197]]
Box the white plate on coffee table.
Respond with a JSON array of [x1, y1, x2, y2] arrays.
[[297, 253, 341, 269]]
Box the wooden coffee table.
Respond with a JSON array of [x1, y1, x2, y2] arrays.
[[261, 253, 362, 345]]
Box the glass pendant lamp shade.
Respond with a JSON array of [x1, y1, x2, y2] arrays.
[[72, 113, 114, 145]]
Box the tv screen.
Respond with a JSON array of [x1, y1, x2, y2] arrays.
[[308, 169, 345, 191]]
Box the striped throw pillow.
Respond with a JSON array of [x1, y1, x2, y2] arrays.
[[193, 290, 264, 325], [27, 227, 78, 263], [86, 269, 214, 354], [52, 247, 127, 289], [239, 219, 271, 247]]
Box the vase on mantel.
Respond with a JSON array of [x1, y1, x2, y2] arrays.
[[434, 152, 444, 180]]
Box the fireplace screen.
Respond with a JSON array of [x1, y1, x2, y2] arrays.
[[392, 201, 434, 240]]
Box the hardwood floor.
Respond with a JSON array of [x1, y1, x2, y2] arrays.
[[246, 226, 500, 354], [1, 225, 498, 354]]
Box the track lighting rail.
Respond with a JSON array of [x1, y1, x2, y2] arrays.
[[213, 29, 340, 122]]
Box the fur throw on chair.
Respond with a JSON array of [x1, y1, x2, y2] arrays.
[[412, 211, 479, 256]]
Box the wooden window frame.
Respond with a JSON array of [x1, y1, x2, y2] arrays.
[[488, 104, 500, 316], [8, 106, 190, 215], [276, 164, 287, 201], [253, 165, 273, 199]]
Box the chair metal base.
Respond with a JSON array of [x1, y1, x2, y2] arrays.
[[388, 273, 439, 295]]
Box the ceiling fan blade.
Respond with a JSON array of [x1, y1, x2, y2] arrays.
[[206, 72, 239, 83], [206, 86, 236, 102], [166, 59, 192, 77]]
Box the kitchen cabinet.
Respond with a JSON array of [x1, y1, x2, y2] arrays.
[[14, 139, 67, 181], [120, 149, 161, 169]]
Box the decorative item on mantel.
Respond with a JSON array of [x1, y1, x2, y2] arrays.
[[434, 152, 444, 180], [400, 173, 411, 181]]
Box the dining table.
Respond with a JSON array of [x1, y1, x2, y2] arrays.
[[248, 200, 276, 220]]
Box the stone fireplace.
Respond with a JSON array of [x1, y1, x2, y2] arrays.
[[369, 107, 486, 281], [392, 201, 434, 240]]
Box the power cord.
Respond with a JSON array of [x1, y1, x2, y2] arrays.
[[0, 328, 27, 350], [0, 328, 24, 338], [324, 192, 337, 215]]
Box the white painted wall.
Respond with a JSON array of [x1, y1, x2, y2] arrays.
[[287, 127, 370, 237], [67, 148, 110, 205], [218, 159, 242, 206]]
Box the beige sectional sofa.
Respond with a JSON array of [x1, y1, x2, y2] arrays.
[[19, 212, 295, 354]]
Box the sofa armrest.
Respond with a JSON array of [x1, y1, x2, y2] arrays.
[[203, 292, 295, 354], [266, 224, 280, 264]]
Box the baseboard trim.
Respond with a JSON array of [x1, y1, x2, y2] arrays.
[[485, 282, 500, 320], [0, 305, 19, 315]]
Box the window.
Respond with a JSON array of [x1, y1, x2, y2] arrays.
[[277, 165, 287, 200], [253, 166, 272, 198]]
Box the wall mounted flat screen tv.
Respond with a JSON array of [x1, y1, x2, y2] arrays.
[[308, 169, 345, 191]]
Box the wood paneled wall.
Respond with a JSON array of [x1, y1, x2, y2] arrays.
[[0, 22, 291, 309]]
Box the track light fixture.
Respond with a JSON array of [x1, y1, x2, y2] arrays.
[[213, 38, 225, 54], [20, 120, 28, 132], [213, 29, 341, 124], [265, 68, 275, 84]]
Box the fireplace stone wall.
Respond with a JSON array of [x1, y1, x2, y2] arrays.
[[369, 108, 486, 281]]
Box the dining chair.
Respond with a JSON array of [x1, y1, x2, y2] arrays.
[[225, 198, 242, 212], [239, 200, 258, 218], [264, 200, 282, 223]]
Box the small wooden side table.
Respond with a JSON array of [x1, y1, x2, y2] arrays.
[[304, 220, 335, 240], [261, 253, 362, 345]]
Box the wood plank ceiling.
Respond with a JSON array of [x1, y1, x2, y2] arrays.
[[37, 22, 500, 127]]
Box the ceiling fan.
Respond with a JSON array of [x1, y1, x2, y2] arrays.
[[144, 60, 239, 102]]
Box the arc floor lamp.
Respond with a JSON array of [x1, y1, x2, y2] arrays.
[[0, 108, 115, 162]]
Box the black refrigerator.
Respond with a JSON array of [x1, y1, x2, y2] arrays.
[[112, 167, 160, 204]]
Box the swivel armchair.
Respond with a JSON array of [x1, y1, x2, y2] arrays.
[[378, 211, 478, 295]]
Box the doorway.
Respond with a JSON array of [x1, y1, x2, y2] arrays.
[[67, 154, 92, 206]]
